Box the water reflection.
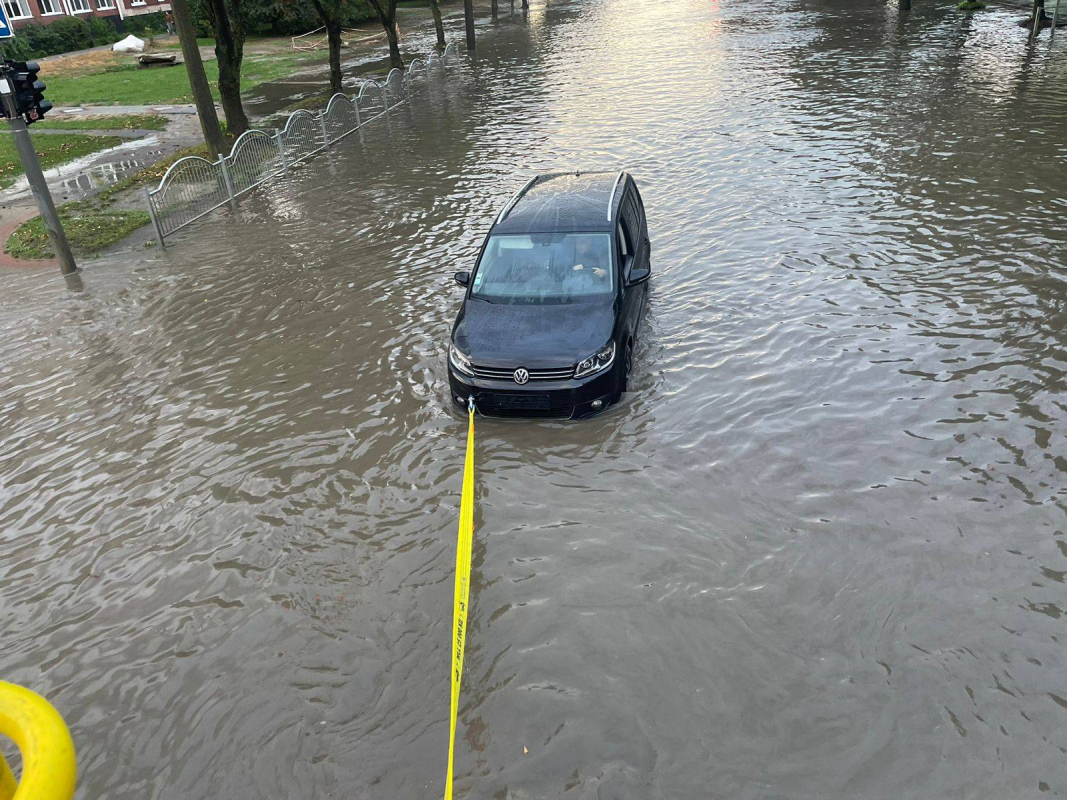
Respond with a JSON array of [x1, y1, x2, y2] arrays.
[[2, 0, 1066, 797]]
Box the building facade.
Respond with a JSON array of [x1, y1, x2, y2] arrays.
[[3, 0, 170, 30]]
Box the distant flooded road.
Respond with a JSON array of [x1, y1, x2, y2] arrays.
[[3, 1, 1066, 797]]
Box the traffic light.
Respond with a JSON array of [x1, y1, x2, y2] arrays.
[[6, 60, 51, 125]]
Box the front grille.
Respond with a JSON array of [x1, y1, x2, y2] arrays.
[[471, 364, 575, 381], [478, 405, 573, 419]]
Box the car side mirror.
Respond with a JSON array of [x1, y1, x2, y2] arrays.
[[454, 271, 470, 287], [626, 266, 651, 286]]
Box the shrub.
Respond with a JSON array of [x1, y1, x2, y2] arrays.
[[124, 11, 169, 37], [0, 16, 121, 60], [0, 35, 33, 61], [87, 16, 120, 45]]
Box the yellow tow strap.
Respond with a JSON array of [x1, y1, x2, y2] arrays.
[[0, 681, 76, 800], [444, 401, 476, 800]]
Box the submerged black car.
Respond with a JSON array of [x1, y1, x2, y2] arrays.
[[448, 171, 651, 418]]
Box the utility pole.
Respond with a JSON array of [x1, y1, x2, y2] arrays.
[[171, 0, 227, 157], [0, 63, 76, 275], [464, 0, 475, 52]]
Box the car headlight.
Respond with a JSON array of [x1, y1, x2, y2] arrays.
[[574, 341, 615, 378], [449, 342, 474, 375]]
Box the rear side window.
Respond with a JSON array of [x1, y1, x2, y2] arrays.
[[622, 195, 641, 245], [616, 218, 633, 260], [632, 184, 647, 229]]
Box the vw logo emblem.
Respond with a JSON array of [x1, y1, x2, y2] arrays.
[[513, 368, 529, 385]]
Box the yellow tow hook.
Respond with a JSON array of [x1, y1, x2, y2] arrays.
[[0, 681, 76, 800]]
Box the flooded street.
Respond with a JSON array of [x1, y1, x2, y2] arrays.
[[3, 0, 1067, 796]]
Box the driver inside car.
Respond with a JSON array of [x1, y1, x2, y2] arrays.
[[569, 237, 609, 294]]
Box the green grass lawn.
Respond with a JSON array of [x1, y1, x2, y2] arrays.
[[43, 51, 327, 107], [35, 113, 168, 131], [160, 37, 217, 50], [3, 142, 215, 260], [6, 203, 149, 260], [0, 133, 123, 189]]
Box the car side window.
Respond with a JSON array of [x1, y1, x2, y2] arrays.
[[617, 216, 634, 283], [632, 184, 647, 232], [622, 195, 641, 252], [617, 218, 632, 261]]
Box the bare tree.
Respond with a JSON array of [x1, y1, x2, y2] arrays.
[[428, 0, 446, 50], [464, 0, 475, 50], [367, 0, 403, 68], [202, 0, 250, 136], [171, 0, 226, 155], [310, 0, 346, 94]]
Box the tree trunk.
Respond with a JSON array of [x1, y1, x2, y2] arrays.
[[899, 0, 910, 10], [309, 0, 344, 94], [429, 0, 445, 50], [368, 0, 403, 69], [385, 22, 402, 68], [214, 47, 248, 136], [327, 19, 343, 93], [491, 0, 498, 22], [203, 0, 249, 136], [171, 0, 226, 156], [464, 0, 475, 50]]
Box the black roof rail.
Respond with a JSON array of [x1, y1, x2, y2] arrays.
[[496, 176, 540, 224], [606, 171, 625, 221]]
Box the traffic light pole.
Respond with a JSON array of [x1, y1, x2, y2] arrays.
[[0, 88, 76, 275]]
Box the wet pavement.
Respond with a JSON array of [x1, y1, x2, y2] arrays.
[[2, 0, 1067, 797]]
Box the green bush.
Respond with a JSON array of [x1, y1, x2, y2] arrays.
[[224, 0, 375, 36], [124, 11, 169, 37], [0, 16, 122, 60], [0, 34, 33, 61], [87, 16, 119, 44]]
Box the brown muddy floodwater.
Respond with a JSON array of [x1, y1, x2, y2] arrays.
[[3, 1, 1067, 797]]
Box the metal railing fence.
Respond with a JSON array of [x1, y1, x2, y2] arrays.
[[146, 43, 461, 246]]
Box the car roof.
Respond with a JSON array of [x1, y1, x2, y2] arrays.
[[491, 171, 625, 235]]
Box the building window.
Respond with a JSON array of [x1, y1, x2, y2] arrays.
[[2, 0, 30, 19], [68, 0, 90, 11], [96, 0, 114, 8], [38, 0, 60, 13]]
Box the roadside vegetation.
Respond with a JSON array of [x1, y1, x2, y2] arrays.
[[33, 114, 169, 131], [6, 205, 149, 260], [3, 143, 212, 259], [40, 45, 327, 108], [0, 132, 122, 189]]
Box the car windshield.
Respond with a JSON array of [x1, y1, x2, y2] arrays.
[[471, 233, 613, 303]]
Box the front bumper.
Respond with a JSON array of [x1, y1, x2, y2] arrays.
[[448, 364, 618, 419]]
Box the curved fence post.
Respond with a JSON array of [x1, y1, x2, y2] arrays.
[[274, 128, 288, 173], [351, 94, 364, 142], [144, 187, 165, 248], [218, 156, 238, 212], [319, 112, 330, 147]]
